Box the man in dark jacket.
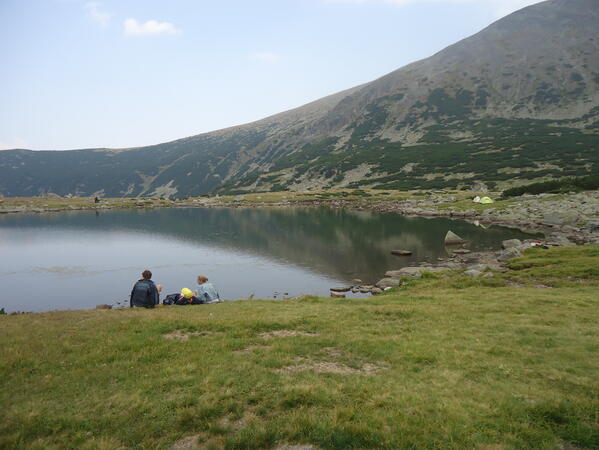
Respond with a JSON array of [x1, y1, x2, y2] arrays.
[[130, 270, 161, 308]]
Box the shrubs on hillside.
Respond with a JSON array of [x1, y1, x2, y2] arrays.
[[502, 174, 599, 198]]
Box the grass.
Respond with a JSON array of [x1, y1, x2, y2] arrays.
[[1, 247, 599, 449], [0, 189, 464, 211]]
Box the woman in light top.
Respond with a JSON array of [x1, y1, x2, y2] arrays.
[[195, 275, 221, 303]]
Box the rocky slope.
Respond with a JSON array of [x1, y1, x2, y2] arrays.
[[1, 0, 598, 198]]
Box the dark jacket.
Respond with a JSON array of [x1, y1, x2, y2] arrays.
[[130, 279, 159, 308], [163, 293, 206, 306]]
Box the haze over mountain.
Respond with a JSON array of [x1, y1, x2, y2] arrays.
[[1, 0, 598, 198]]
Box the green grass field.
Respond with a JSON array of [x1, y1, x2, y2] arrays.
[[1, 246, 598, 449]]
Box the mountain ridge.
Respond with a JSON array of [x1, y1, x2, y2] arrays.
[[1, 0, 598, 197]]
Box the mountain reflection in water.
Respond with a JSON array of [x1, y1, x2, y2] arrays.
[[0, 207, 534, 312]]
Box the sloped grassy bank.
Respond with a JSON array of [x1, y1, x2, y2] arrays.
[[1, 246, 598, 449]]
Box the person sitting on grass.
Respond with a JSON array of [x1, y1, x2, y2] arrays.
[[178, 288, 205, 305], [130, 270, 162, 308], [196, 275, 221, 303], [163, 288, 205, 305]]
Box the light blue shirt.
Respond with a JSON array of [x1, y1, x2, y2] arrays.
[[197, 282, 220, 303]]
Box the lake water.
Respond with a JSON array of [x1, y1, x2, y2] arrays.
[[0, 207, 534, 313]]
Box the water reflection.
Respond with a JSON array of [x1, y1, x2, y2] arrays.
[[0, 207, 534, 312]]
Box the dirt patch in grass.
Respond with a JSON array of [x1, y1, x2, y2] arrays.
[[233, 345, 270, 354], [218, 414, 252, 431], [277, 357, 385, 375], [170, 434, 200, 449], [321, 347, 345, 358], [163, 329, 213, 341], [259, 330, 319, 339], [275, 445, 320, 450]]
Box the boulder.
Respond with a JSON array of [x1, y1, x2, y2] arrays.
[[330, 286, 352, 293], [542, 211, 580, 226], [585, 219, 599, 233], [385, 267, 423, 278], [375, 278, 402, 289], [502, 239, 522, 249], [464, 269, 483, 278], [370, 287, 383, 295], [472, 182, 489, 193], [497, 247, 521, 262], [438, 261, 465, 270], [451, 249, 471, 255], [330, 291, 346, 298], [445, 230, 467, 245], [545, 233, 576, 247]]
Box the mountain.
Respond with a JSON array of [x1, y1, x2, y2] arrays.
[[1, 0, 598, 198]]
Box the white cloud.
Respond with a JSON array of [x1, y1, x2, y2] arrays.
[[0, 137, 28, 150], [323, 0, 543, 18], [250, 52, 280, 63], [85, 2, 111, 28], [123, 18, 181, 36]]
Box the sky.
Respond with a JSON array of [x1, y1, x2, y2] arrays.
[[0, 0, 543, 150]]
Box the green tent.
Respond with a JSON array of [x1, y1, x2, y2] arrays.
[[480, 196, 494, 204]]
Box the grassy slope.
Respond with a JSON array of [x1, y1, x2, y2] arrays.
[[1, 246, 598, 449]]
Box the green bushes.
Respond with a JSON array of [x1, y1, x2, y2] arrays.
[[502, 173, 599, 197]]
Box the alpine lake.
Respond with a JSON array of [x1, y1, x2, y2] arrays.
[[0, 207, 536, 313]]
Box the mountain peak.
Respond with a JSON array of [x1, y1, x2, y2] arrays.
[[1, 0, 598, 197]]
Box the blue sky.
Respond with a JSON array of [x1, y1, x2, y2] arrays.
[[0, 0, 542, 150]]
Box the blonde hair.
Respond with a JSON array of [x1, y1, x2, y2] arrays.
[[197, 275, 208, 283]]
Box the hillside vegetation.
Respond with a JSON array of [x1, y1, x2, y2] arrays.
[[1, 245, 598, 449], [0, 0, 598, 198], [502, 173, 599, 197]]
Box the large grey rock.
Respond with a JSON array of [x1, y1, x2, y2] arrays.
[[445, 230, 467, 245], [385, 267, 423, 278], [330, 286, 352, 293], [386, 266, 449, 279], [464, 269, 483, 278], [502, 239, 522, 249], [545, 233, 576, 247], [542, 211, 580, 226], [438, 261, 465, 270], [472, 182, 489, 193], [585, 219, 599, 232], [497, 247, 521, 262], [370, 287, 384, 295], [375, 278, 402, 288]]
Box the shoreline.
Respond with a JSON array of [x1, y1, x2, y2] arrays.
[[2, 190, 598, 244], [1, 190, 597, 314]]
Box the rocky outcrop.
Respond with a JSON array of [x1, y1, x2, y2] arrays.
[[445, 231, 467, 245]]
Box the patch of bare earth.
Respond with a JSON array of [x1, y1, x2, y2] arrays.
[[233, 345, 269, 354], [278, 347, 387, 375], [218, 413, 252, 430], [170, 435, 200, 450], [258, 330, 319, 339], [278, 357, 385, 375], [275, 445, 321, 450], [163, 329, 213, 341]]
